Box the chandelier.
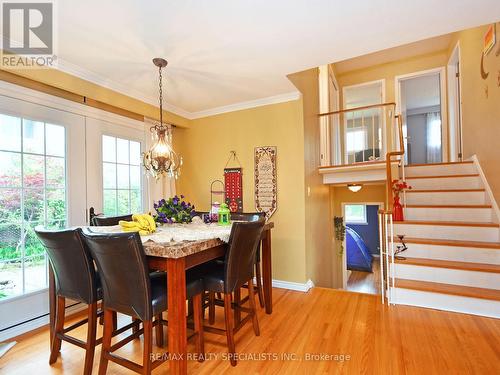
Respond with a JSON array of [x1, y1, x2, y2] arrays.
[[142, 58, 182, 179]]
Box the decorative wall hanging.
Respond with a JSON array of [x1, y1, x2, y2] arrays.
[[254, 146, 277, 219], [483, 24, 496, 55], [224, 151, 243, 213]]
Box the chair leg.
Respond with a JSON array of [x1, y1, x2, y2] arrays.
[[111, 311, 118, 332], [98, 309, 113, 375], [49, 295, 65, 364], [208, 292, 216, 325], [234, 288, 241, 326], [83, 302, 98, 375], [223, 293, 237, 367], [255, 261, 265, 308], [132, 317, 141, 335], [192, 293, 205, 362], [155, 313, 164, 347], [143, 320, 153, 375], [247, 279, 260, 336]]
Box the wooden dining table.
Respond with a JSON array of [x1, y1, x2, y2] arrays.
[[48, 221, 274, 375]]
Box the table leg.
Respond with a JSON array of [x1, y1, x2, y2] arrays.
[[261, 229, 273, 314], [49, 263, 56, 348], [167, 258, 187, 375]]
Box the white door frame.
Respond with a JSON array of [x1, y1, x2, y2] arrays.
[[395, 67, 448, 163], [447, 42, 463, 162], [318, 65, 340, 167], [342, 79, 386, 164], [341, 201, 384, 290]]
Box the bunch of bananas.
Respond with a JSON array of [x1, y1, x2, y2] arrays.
[[119, 213, 157, 236]]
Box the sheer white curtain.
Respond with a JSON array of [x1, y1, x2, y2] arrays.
[[426, 112, 442, 163]]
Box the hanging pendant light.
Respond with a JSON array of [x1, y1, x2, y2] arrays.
[[142, 58, 182, 179]]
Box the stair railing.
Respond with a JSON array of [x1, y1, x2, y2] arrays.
[[378, 113, 405, 304]]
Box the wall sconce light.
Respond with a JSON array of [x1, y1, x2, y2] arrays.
[[347, 184, 362, 193]]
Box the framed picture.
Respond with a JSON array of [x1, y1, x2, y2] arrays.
[[483, 24, 496, 55]]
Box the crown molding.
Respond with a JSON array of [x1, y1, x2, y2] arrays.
[[189, 91, 302, 119], [55, 60, 301, 121]]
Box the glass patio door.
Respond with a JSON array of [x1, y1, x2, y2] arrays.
[[0, 94, 86, 337]]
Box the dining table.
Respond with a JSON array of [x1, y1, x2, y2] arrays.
[[48, 220, 274, 375]]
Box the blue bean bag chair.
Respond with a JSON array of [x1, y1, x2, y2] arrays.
[[346, 227, 373, 272]]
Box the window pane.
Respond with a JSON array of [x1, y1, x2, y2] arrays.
[[24, 223, 45, 257], [0, 224, 22, 260], [24, 189, 44, 222], [130, 166, 141, 189], [23, 120, 45, 154], [46, 220, 66, 230], [47, 189, 66, 221], [24, 154, 45, 187], [130, 189, 141, 213], [0, 151, 21, 187], [0, 259, 23, 299], [117, 164, 129, 189], [46, 157, 65, 188], [45, 124, 65, 157], [0, 114, 21, 152], [117, 190, 130, 215], [102, 135, 116, 162], [116, 138, 129, 164], [0, 189, 21, 223], [103, 190, 117, 216], [129, 141, 141, 165], [103, 163, 116, 188], [24, 254, 47, 293], [345, 204, 366, 223]]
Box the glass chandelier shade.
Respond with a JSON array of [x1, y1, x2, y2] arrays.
[[142, 58, 182, 180]]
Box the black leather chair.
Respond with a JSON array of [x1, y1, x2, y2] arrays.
[[81, 229, 205, 374], [91, 214, 133, 226], [35, 227, 122, 375], [202, 219, 265, 366]]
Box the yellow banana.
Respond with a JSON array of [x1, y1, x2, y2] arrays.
[[142, 214, 157, 232], [133, 214, 149, 228], [122, 226, 140, 232], [119, 220, 137, 228], [139, 230, 150, 235]]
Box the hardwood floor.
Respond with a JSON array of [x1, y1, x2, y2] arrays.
[[1, 287, 499, 374], [347, 258, 381, 295]]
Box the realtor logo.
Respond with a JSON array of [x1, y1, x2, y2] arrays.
[[1, 1, 57, 68]]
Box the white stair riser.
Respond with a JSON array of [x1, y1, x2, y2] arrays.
[[392, 263, 500, 290], [407, 176, 482, 190], [394, 223, 499, 242], [405, 163, 476, 177], [390, 288, 500, 319], [405, 207, 494, 223], [404, 191, 486, 205], [398, 242, 500, 265]]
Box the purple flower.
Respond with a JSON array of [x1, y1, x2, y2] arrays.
[[180, 194, 185, 198], [173, 197, 179, 205]]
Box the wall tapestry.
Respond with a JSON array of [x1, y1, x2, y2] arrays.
[[224, 151, 243, 213], [254, 146, 277, 219]]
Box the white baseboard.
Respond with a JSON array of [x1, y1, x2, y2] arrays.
[[272, 279, 315, 292], [0, 303, 86, 342], [471, 154, 500, 223]]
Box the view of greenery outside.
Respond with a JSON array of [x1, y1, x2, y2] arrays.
[[0, 116, 66, 300]]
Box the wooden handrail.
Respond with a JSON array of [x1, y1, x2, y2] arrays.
[[380, 114, 404, 214], [318, 102, 396, 117]]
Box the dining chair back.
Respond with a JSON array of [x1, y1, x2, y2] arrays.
[[81, 230, 153, 321], [230, 212, 265, 222], [91, 214, 133, 226], [36, 227, 98, 304], [224, 218, 265, 293]]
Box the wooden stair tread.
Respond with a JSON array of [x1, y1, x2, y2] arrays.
[[394, 220, 499, 227], [406, 174, 479, 180], [394, 257, 500, 273], [405, 204, 492, 209], [406, 161, 474, 167], [394, 237, 500, 249], [394, 279, 500, 301], [406, 188, 485, 193]]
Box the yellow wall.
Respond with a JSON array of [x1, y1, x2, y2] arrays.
[[289, 68, 336, 288], [175, 100, 308, 283], [2, 68, 190, 127], [448, 23, 500, 203]]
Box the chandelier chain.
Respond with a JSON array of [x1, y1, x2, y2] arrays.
[[158, 65, 163, 126]]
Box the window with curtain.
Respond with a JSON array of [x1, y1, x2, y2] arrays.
[[426, 112, 442, 163]]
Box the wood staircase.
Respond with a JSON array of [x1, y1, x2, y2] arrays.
[[389, 161, 500, 318]]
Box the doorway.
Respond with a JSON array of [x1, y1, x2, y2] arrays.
[[396, 69, 447, 165], [342, 203, 382, 295]]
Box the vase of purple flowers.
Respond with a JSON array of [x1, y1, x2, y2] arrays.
[[153, 195, 196, 224]]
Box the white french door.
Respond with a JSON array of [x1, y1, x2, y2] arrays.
[[0, 94, 86, 337]]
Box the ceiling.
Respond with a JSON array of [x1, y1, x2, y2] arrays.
[[52, 1, 500, 118]]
